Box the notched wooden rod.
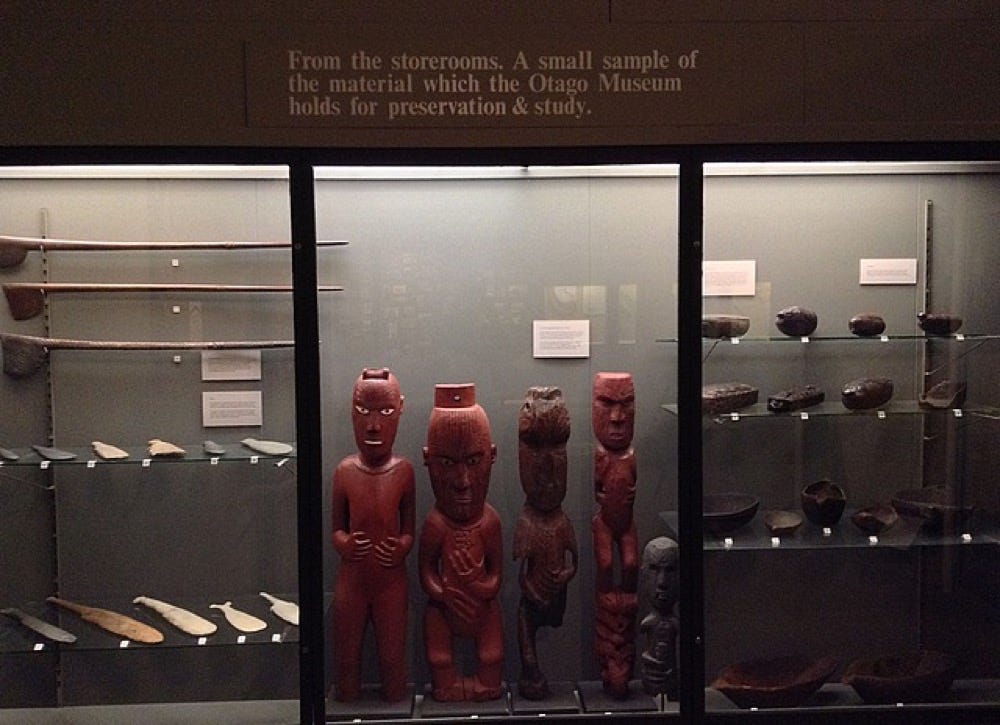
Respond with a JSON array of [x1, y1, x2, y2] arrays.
[[0, 333, 294, 378], [0, 235, 348, 269], [2, 283, 344, 320]]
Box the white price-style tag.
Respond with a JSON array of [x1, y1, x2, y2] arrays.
[[729, 412, 740, 422], [800, 411, 809, 421], [210, 457, 219, 465], [237, 635, 247, 644], [823, 527, 832, 537], [40, 461, 50, 470], [868, 535, 879, 546], [33, 642, 45, 651], [961, 533, 972, 543], [250, 455, 260, 465], [730, 337, 740, 345], [880, 334, 889, 342], [119, 640, 129, 648], [142, 458, 152, 467], [723, 537, 734, 549], [197, 637, 207, 646], [87, 460, 96, 469], [770, 537, 780, 548], [800, 336, 810, 343], [956, 333, 965, 341], [953, 409, 963, 418], [877, 410, 887, 419], [271, 633, 281, 643]]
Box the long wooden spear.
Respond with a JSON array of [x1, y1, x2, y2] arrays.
[[2, 282, 343, 320], [0, 333, 294, 378], [0, 235, 348, 269]]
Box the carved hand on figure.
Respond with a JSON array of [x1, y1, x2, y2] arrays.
[[442, 585, 479, 624], [341, 531, 373, 561], [374, 536, 405, 568], [446, 547, 485, 583]]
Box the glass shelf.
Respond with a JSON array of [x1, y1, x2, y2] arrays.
[[660, 510, 1000, 552], [0, 443, 297, 468], [657, 333, 1000, 343], [0, 595, 299, 654], [662, 400, 1000, 422]]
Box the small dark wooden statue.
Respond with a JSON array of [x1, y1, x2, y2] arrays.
[[419, 383, 504, 701], [591, 372, 639, 698], [330, 368, 415, 702], [513, 386, 578, 700], [639, 536, 679, 699]]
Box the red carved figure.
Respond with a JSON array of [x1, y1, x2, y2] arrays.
[[419, 383, 504, 701], [591, 372, 639, 698], [330, 368, 415, 702], [513, 386, 578, 700]]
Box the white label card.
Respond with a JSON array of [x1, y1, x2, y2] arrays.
[[703, 260, 756, 297], [201, 350, 263, 381], [532, 319, 590, 358], [202, 391, 264, 428], [859, 258, 917, 285]]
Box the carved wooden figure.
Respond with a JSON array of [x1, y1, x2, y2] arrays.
[[330, 368, 415, 702], [591, 371, 639, 698], [513, 386, 578, 700], [419, 383, 504, 702], [639, 537, 679, 699]]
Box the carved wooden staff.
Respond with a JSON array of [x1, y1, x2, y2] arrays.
[[3, 282, 344, 320], [0, 234, 348, 269], [0, 333, 294, 378]]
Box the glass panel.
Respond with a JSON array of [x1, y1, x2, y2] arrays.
[[314, 165, 679, 718], [0, 166, 299, 717], [701, 161, 1000, 714]]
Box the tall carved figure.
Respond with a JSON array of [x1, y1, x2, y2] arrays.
[[513, 386, 578, 700], [639, 536, 679, 699], [419, 383, 504, 701], [330, 368, 415, 702], [591, 371, 639, 698]]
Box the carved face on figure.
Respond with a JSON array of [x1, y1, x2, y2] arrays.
[[642, 537, 679, 613], [424, 383, 497, 524], [351, 368, 404, 468], [592, 372, 635, 451], [518, 386, 570, 513]]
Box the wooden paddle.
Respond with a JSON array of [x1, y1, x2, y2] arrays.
[[47, 597, 164, 644]]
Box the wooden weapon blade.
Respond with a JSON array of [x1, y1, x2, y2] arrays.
[[1, 333, 294, 378], [2, 607, 77, 643], [0, 235, 348, 269], [3, 283, 343, 320], [46, 597, 164, 644]]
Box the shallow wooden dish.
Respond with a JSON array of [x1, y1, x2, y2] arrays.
[[843, 650, 956, 704], [712, 655, 838, 709], [703, 493, 759, 536]]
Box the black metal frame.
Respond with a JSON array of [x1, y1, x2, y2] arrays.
[[2, 141, 998, 725]]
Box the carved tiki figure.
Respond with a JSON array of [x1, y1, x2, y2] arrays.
[[330, 368, 416, 702], [591, 371, 639, 698], [639, 537, 679, 699], [513, 386, 578, 700], [419, 383, 504, 701]]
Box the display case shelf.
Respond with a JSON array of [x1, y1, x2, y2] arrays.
[[0, 444, 297, 467], [663, 400, 998, 422], [1, 596, 298, 654], [660, 511, 1000, 552]]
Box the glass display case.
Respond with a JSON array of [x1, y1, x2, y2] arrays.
[[0, 155, 997, 725], [0, 166, 301, 713], [694, 162, 1000, 718]]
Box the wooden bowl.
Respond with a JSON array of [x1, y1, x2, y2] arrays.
[[712, 655, 838, 709], [892, 487, 972, 532], [703, 493, 759, 536], [843, 650, 956, 704], [801, 479, 846, 526], [851, 504, 899, 534], [763, 510, 803, 536]]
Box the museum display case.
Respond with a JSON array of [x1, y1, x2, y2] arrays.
[[0, 156, 997, 725], [691, 161, 1000, 718], [0, 166, 303, 709]]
